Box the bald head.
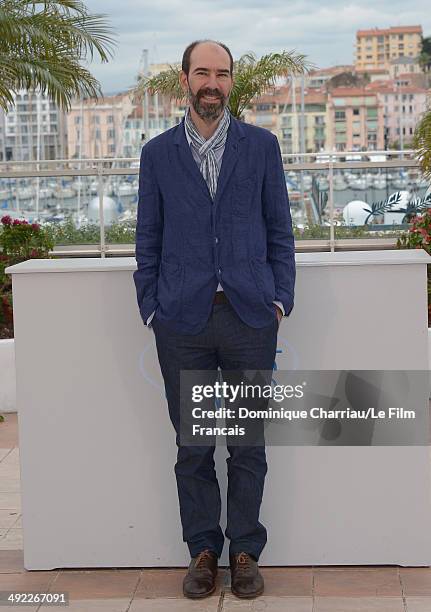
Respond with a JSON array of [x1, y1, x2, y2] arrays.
[[182, 39, 233, 76]]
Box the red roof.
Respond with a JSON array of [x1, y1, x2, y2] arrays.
[[250, 86, 328, 105], [365, 80, 428, 94], [357, 25, 422, 37], [329, 87, 377, 97], [356, 68, 389, 74], [309, 65, 355, 76]]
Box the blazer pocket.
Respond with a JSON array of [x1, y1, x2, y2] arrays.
[[157, 259, 183, 316], [232, 175, 255, 217], [250, 257, 276, 303]]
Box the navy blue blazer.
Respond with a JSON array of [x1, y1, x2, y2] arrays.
[[133, 114, 296, 335]]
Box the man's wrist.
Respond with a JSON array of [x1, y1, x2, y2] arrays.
[[273, 301, 284, 317]]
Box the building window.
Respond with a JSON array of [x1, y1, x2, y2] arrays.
[[107, 115, 114, 123], [353, 108, 360, 116]]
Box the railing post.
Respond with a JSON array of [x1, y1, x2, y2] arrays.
[[97, 162, 106, 258], [328, 155, 335, 252]]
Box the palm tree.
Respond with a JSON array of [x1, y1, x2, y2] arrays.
[[0, 0, 117, 112], [418, 35, 431, 72], [413, 108, 431, 181], [133, 50, 313, 120]]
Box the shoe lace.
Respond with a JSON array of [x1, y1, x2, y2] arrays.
[[235, 552, 252, 573], [195, 549, 213, 569]]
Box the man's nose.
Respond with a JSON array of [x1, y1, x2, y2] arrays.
[[206, 73, 218, 90]]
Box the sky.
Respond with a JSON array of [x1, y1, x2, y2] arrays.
[[84, 0, 431, 95]]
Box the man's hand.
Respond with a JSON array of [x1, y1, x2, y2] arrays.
[[274, 304, 283, 325]]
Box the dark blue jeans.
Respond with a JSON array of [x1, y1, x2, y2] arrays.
[[151, 301, 278, 561]]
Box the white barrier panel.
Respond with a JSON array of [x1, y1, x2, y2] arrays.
[[6, 250, 431, 569]]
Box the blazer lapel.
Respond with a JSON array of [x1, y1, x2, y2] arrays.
[[172, 118, 212, 202], [171, 114, 247, 206], [213, 118, 242, 208]]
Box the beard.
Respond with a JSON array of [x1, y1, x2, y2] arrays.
[[187, 85, 229, 123]]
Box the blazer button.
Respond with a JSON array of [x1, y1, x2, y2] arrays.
[[218, 268, 222, 275]]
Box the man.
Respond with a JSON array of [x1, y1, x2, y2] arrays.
[[133, 39, 296, 599]]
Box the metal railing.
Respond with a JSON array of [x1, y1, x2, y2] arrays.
[[0, 150, 426, 256]]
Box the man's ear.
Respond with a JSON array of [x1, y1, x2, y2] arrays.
[[179, 70, 188, 94]]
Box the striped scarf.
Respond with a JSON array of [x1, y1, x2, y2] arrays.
[[184, 106, 231, 200]]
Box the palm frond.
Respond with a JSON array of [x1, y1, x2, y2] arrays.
[[0, 0, 116, 111], [132, 50, 315, 119], [413, 106, 431, 180]]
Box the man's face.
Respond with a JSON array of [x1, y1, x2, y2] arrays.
[[180, 42, 233, 122]]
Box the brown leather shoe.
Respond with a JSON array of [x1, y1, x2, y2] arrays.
[[183, 549, 218, 599], [230, 551, 264, 598]]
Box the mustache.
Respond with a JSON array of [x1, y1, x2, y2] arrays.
[[197, 89, 223, 100]]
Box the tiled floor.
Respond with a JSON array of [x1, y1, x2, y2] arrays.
[[1, 412, 431, 611]]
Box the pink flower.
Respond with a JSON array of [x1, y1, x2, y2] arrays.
[[12, 219, 21, 225], [1, 215, 12, 225], [31, 223, 40, 231]]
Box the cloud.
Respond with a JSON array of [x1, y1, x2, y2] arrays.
[[84, 0, 430, 92]]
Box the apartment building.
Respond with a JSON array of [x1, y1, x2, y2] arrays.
[[244, 86, 330, 154], [306, 66, 356, 89], [66, 92, 134, 159], [389, 56, 423, 78], [328, 87, 384, 151], [277, 89, 329, 154], [365, 80, 429, 146], [123, 94, 174, 158], [355, 25, 423, 71], [0, 90, 67, 161]]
